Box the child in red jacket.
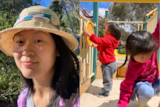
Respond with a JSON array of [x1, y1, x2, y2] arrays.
[[83, 23, 121, 97]]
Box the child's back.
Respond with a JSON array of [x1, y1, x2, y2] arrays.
[[90, 33, 119, 64], [83, 23, 121, 97]]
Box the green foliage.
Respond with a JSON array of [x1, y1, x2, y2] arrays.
[[0, 0, 41, 105], [98, 26, 104, 37], [108, 3, 158, 22], [0, 12, 18, 31], [98, 16, 105, 37], [62, 11, 80, 34], [118, 49, 126, 54], [49, 0, 80, 34], [108, 3, 158, 31], [0, 70, 23, 99], [49, 0, 64, 22], [120, 27, 130, 41], [0, 0, 33, 16], [0, 51, 24, 105]]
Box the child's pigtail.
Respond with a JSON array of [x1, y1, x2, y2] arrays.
[[119, 50, 128, 68]]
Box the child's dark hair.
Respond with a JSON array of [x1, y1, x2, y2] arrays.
[[119, 31, 157, 68], [108, 23, 121, 40], [22, 33, 79, 107]]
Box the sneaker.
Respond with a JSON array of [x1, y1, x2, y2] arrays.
[[137, 103, 147, 107], [137, 96, 147, 107], [97, 92, 109, 97]]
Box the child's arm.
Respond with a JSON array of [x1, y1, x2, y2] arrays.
[[91, 44, 102, 52], [92, 43, 97, 48], [118, 61, 140, 107], [83, 29, 111, 46], [152, 18, 160, 47]]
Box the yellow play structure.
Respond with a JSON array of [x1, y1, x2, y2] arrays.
[[84, 21, 94, 46]]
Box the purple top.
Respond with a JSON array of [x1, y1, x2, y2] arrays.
[[17, 88, 80, 107]]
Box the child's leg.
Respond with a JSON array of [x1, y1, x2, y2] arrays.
[[152, 78, 160, 95], [101, 61, 117, 96], [135, 82, 154, 105]]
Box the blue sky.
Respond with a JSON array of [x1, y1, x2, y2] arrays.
[[40, 0, 51, 7], [39, 1, 113, 18], [80, 2, 112, 11], [80, 2, 113, 18], [40, 1, 113, 10]]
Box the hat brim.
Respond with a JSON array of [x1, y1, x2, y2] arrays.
[[0, 27, 79, 56]]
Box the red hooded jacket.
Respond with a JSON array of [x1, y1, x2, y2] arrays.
[[90, 34, 119, 65]]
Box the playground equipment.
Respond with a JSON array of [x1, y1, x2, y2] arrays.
[[146, 8, 158, 34], [145, 8, 158, 17], [79, 15, 95, 93], [84, 21, 94, 46], [80, 1, 160, 96]]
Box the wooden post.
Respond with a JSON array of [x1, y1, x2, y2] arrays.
[[83, 21, 86, 81], [137, 23, 140, 31], [80, 19, 83, 58], [141, 24, 143, 30]]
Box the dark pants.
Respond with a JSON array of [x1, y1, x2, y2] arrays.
[[101, 61, 117, 95]]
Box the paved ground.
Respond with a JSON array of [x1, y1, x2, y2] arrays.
[[80, 79, 160, 107]]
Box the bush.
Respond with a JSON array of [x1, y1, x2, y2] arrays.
[[0, 51, 24, 106], [118, 49, 126, 54]]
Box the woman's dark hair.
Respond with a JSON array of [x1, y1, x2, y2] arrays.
[[108, 23, 121, 40], [119, 31, 157, 68], [22, 33, 79, 107]]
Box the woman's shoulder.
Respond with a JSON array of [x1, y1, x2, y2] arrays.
[[17, 88, 28, 107]]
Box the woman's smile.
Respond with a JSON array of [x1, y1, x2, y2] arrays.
[[22, 61, 38, 67]]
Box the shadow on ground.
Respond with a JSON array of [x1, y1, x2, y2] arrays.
[[84, 85, 152, 107], [85, 85, 103, 95], [98, 99, 152, 107]]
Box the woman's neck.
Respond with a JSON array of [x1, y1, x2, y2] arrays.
[[32, 67, 55, 97], [31, 68, 55, 107]]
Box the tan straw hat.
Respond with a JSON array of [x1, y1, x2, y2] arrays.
[[0, 6, 78, 56]]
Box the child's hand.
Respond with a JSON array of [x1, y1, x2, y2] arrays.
[[92, 43, 97, 48], [83, 29, 92, 37]]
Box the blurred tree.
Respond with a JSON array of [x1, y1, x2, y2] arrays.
[[48, 0, 64, 22], [120, 27, 130, 41], [108, 3, 158, 31], [49, 0, 80, 34]]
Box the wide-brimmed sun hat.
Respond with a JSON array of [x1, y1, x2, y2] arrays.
[[0, 6, 78, 56]]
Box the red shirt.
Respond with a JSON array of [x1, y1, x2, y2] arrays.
[[90, 34, 119, 64]]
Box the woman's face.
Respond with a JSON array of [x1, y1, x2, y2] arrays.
[[13, 30, 59, 79], [133, 52, 153, 63]]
